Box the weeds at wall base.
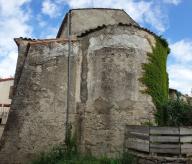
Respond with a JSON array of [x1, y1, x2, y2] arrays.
[[31, 124, 137, 164], [31, 146, 137, 164]]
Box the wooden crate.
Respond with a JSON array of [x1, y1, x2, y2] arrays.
[[125, 125, 192, 157]]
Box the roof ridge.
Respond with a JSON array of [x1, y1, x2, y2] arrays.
[[70, 8, 124, 11], [77, 23, 157, 38], [14, 37, 78, 46], [0, 78, 14, 82]]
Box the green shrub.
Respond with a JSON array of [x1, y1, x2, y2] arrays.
[[158, 99, 192, 126]]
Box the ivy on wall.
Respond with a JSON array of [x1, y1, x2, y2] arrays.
[[140, 36, 170, 125]]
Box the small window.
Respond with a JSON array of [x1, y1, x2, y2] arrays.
[[0, 118, 2, 124]]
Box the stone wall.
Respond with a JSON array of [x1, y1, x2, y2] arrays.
[[0, 40, 80, 163], [0, 11, 159, 163], [57, 8, 138, 38], [77, 25, 156, 156]]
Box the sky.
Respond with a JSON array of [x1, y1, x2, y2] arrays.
[[0, 0, 191, 95]]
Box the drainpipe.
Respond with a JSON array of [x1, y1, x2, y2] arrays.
[[66, 10, 71, 141]]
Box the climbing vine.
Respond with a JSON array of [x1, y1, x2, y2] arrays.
[[140, 36, 170, 125]]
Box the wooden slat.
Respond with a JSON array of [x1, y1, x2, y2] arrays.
[[126, 138, 149, 152], [127, 132, 149, 140], [180, 136, 192, 143], [150, 136, 179, 143], [150, 143, 180, 149], [181, 144, 192, 154], [126, 138, 149, 144], [181, 149, 192, 154], [126, 126, 192, 156], [180, 127, 192, 135], [150, 127, 179, 135], [181, 144, 192, 149], [150, 148, 180, 154], [126, 125, 149, 135]]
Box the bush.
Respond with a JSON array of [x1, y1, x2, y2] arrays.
[[156, 99, 192, 126]]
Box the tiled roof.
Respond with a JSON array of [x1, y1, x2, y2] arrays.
[[0, 78, 14, 82], [77, 23, 157, 38], [15, 24, 158, 46], [0, 104, 11, 107], [14, 37, 78, 45]]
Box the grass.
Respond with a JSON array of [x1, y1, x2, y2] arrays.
[[31, 145, 136, 164]]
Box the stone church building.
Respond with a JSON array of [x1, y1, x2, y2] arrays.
[[0, 8, 158, 163]]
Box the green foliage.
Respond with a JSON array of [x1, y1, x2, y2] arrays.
[[158, 35, 170, 54], [158, 99, 192, 126], [32, 124, 137, 164], [120, 152, 137, 164], [64, 123, 77, 158], [31, 144, 66, 164], [140, 35, 192, 126], [31, 148, 137, 164], [32, 123, 77, 164], [140, 36, 170, 125]]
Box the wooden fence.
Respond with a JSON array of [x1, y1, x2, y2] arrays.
[[0, 106, 9, 124], [0, 124, 4, 139], [125, 125, 192, 157]]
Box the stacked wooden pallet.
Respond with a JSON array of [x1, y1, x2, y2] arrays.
[[125, 125, 192, 157]]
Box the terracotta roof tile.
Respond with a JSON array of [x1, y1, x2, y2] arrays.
[[0, 78, 14, 82], [14, 37, 78, 46], [77, 23, 157, 38]]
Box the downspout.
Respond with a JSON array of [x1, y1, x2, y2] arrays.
[[65, 10, 72, 140]]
